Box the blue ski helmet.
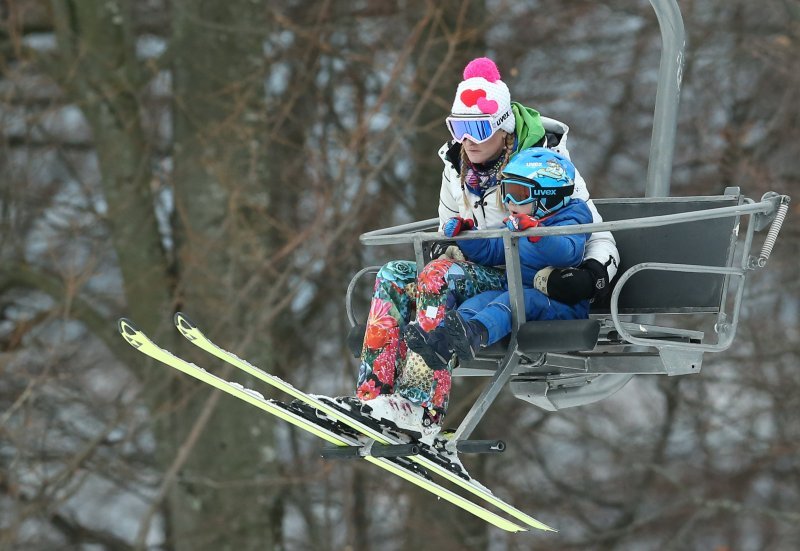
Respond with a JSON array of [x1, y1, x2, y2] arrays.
[[500, 147, 575, 218]]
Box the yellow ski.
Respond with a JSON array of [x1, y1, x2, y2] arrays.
[[118, 318, 527, 533], [173, 312, 555, 532]]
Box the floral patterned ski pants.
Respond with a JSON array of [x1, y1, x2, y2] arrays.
[[355, 259, 506, 423]]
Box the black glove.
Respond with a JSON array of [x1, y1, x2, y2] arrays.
[[346, 323, 366, 358], [429, 241, 453, 260], [533, 258, 610, 304], [427, 241, 465, 262]]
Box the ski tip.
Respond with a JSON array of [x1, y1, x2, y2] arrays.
[[117, 318, 139, 336], [517, 515, 556, 532], [529, 519, 557, 532], [173, 311, 197, 332]]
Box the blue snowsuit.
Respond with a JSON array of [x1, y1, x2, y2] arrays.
[[456, 199, 593, 345]]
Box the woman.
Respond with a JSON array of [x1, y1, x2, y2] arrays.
[[350, 58, 618, 438]]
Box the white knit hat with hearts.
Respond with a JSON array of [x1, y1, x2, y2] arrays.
[[450, 57, 515, 134]]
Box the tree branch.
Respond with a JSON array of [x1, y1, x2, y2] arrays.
[[0, 262, 140, 371]]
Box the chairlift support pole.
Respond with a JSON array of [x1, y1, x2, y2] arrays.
[[646, 0, 685, 198], [625, 0, 686, 402]]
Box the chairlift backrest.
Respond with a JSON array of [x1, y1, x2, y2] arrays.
[[591, 192, 742, 314]]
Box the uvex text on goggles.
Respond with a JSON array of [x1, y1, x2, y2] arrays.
[[446, 108, 512, 144], [500, 177, 574, 206]]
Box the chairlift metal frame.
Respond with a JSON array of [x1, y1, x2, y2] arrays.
[[346, 0, 791, 448]]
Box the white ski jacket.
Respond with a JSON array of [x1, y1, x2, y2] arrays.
[[437, 116, 619, 279]]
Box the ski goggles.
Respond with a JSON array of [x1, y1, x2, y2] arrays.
[[446, 111, 510, 144], [500, 177, 574, 206]]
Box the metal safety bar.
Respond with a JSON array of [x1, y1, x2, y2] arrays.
[[360, 194, 785, 247], [346, 265, 381, 327], [450, 233, 528, 445]]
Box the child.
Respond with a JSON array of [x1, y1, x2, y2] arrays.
[[406, 147, 593, 367]]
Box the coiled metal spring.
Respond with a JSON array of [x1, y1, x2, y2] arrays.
[[758, 197, 790, 267]]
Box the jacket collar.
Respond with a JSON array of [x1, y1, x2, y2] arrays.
[[444, 140, 462, 171]]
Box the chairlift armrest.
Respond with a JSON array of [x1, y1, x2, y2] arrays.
[[610, 262, 746, 353], [607, 320, 704, 342]]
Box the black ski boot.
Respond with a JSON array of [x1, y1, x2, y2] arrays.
[[443, 310, 488, 362], [404, 322, 451, 370]]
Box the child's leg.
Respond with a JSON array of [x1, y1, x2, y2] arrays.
[[356, 261, 417, 400], [457, 290, 505, 322], [470, 291, 514, 346], [537, 294, 590, 320], [471, 289, 590, 345]]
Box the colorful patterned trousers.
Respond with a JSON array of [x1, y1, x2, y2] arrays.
[[355, 259, 506, 423]]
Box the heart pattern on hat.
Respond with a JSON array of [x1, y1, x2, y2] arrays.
[[451, 58, 514, 133], [476, 97, 498, 114], [460, 88, 486, 107]]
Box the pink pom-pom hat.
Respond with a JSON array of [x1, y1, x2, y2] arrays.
[[451, 57, 515, 134], [463, 57, 502, 82]]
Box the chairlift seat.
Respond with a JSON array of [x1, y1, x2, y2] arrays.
[[459, 191, 745, 412], [590, 194, 741, 314], [464, 192, 740, 364]]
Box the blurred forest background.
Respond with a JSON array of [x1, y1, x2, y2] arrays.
[[1, 0, 799, 550]]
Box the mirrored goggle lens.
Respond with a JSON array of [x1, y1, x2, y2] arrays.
[[501, 180, 537, 205], [447, 118, 495, 143]]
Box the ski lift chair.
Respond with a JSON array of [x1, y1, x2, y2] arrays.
[[348, 188, 790, 445]]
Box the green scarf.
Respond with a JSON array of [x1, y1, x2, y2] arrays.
[[511, 102, 546, 153]]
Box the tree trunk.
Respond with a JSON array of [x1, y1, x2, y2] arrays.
[[169, 1, 281, 549], [51, 0, 173, 330]]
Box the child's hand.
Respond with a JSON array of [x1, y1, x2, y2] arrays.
[[443, 217, 475, 237], [505, 214, 541, 243]]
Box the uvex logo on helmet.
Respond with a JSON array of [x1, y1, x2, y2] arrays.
[[530, 188, 559, 196]]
